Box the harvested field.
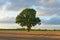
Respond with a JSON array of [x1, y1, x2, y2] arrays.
[[0, 31, 60, 40]]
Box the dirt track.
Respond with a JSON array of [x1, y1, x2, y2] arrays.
[[0, 31, 60, 40]]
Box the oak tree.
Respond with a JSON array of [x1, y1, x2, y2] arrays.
[[16, 8, 41, 32]]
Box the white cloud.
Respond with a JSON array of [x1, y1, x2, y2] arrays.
[[0, 0, 60, 24], [2, 1, 11, 11], [39, 0, 59, 7]]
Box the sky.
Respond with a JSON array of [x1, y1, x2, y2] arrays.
[[0, 0, 60, 25]]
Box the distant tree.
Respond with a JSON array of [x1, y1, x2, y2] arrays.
[[16, 8, 41, 32]]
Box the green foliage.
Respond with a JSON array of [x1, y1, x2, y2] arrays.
[[16, 8, 41, 32]]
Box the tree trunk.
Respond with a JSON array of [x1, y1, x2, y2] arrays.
[[27, 28, 29, 32], [27, 26, 31, 32]]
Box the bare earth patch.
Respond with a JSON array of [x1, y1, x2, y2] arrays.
[[0, 31, 60, 40]]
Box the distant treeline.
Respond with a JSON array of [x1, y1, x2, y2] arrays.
[[0, 29, 60, 31]]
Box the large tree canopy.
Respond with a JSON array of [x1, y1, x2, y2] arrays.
[[16, 8, 41, 32]]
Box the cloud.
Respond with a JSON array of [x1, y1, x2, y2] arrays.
[[35, 0, 60, 16], [39, 0, 60, 8], [0, 17, 15, 23], [40, 0, 54, 6], [40, 16, 60, 25], [0, 0, 8, 6], [37, 8, 60, 16], [0, 0, 60, 16], [0, 0, 60, 25], [46, 17, 60, 25], [7, 0, 39, 11]]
